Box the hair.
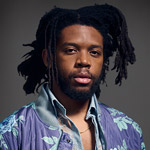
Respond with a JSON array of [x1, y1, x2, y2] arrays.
[[17, 4, 136, 98]]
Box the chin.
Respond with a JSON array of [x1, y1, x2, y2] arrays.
[[62, 86, 95, 102], [58, 75, 100, 102]]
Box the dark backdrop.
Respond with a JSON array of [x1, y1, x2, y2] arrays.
[[0, 0, 149, 148]]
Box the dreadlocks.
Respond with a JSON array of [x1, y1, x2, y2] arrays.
[[17, 4, 136, 98]]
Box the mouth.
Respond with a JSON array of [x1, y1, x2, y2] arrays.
[[73, 72, 92, 84]]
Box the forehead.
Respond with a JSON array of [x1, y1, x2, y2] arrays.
[[57, 24, 103, 45]]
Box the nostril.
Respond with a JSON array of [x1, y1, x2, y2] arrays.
[[76, 62, 90, 68], [75, 56, 91, 68]]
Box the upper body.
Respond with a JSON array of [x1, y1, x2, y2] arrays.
[[0, 83, 145, 150], [0, 4, 146, 150]]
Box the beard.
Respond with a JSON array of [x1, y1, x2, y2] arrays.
[[57, 70, 101, 102]]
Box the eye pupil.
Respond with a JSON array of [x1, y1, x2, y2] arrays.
[[64, 48, 77, 55], [69, 49, 74, 52], [90, 50, 101, 57], [93, 51, 97, 54], [91, 51, 98, 55]]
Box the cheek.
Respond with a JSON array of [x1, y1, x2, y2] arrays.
[[95, 66, 103, 77], [91, 59, 103, 77], [56, 57, 75, 77]]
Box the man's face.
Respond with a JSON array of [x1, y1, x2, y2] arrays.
[[54, 25, 103, 101]]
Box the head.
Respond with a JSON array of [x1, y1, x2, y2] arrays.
[[43, 24, 104, 101], [18, 4, 136, 99]]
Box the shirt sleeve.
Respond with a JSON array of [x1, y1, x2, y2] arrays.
[[140, 134, 146, 150], [0, 132, 19, 150], [0, 114, 20, 150], [0, 134, 9, 150]]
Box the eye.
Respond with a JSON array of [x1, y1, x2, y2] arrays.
[[64, 48, 77, 54], [90, 50, 102, 57]]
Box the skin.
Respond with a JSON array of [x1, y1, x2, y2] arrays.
[[42, 25, 103, 150]]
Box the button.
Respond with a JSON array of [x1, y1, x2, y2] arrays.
[[66, 139, 71, 143]]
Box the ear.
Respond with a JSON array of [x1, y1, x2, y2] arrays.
[[42, 49, 52, 68]]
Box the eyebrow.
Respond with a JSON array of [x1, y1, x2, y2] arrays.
[[62, 42, 103, 50], [62, 42, 80, 49], [89, 45, 103, 50]]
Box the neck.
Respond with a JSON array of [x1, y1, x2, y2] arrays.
[[51, 83, 91, 119]]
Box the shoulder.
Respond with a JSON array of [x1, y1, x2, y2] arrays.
[[98, 102, 145, 149], [0, 102, 36, 134], [98, 102, 142, 135], [0, 102, 36, 149]]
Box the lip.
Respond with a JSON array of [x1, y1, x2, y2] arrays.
[[73, 72, 92, 78], [73, 72, 92, 84]]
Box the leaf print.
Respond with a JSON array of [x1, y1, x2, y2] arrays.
[[13, 121, 18, 127], [12, 128, 18, 137], [141, 142, 146, 150], [42, 137, 54, 145], [0, 115, 16, 134], [107, 108, 123, 116], [110, 139, 127, 150], [119, 121, 127, 131], [121, 139, 127, 150], [0, 134, 8, 149], [18, 115, 25, 121], [114, 115, 144, 138], [4, 143, 8, 149], [110, 148, 117, 150], [18, 115, 25, 124], [49, 126, 58, 130], [132, 122, 142, 137], [50, 144, 57, 150], [42, 136, 59, 150], [122, 117, 132, 124], [122, 139, 126, 147], [52, 136, 59, 145], [15, 115, 25, 125], [114, 117, 128, 131]]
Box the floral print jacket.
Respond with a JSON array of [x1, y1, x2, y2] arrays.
[[0, 102, 145, 150]]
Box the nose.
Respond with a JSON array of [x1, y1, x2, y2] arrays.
[[75, 51, 91, 68]]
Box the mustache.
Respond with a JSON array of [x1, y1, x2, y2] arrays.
[[68, 69, 95, 80]]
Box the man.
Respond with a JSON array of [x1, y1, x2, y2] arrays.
[[0, 4, 145, 150]]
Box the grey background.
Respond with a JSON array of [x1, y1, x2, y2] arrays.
[[0, 0, 149, 148]]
